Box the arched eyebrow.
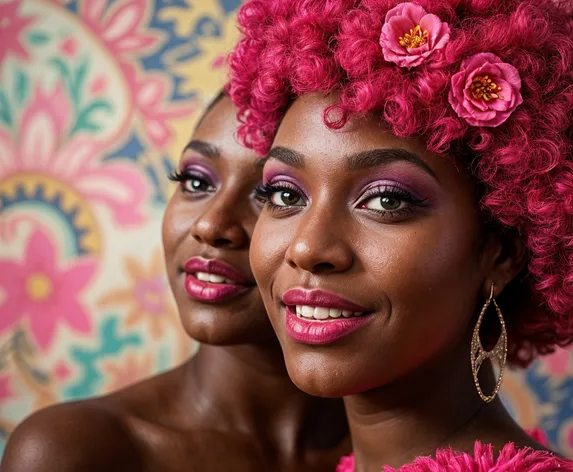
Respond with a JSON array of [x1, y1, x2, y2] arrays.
[[346, 149, 438, 180], [264, 146, 438, 181], [182, 140, 220, 160]]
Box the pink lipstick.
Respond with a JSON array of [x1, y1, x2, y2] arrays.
[[183, 257, 252, 303], [282, 289, 372, 344]]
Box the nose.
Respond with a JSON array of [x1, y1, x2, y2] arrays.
[[190, 195, 249, 249], [285, 206, 353, 274]]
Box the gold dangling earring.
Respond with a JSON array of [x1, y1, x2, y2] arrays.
[[470, 283, 508, 403]]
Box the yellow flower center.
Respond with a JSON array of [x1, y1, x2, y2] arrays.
[[26, 273, 53, 301], [399, 25, 429, 49], [470, 75, 503, 101]]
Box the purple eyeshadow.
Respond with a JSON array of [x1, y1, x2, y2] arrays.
[[180, 157, 218, 184]]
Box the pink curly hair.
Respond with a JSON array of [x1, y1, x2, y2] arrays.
[[228, 0, 573, 367]]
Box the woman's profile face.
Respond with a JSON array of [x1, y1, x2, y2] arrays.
[[163, 96, 273, 345], [251, 93, 496, 397]]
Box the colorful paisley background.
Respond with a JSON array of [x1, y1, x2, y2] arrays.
[[0, 0, 572, 460]]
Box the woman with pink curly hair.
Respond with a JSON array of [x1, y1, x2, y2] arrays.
[[228, 0, 573, 469]]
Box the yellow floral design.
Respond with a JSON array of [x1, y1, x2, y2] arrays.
[[160, 2, 241, 160]]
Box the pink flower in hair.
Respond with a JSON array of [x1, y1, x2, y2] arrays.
[[380, 2, 450, 69], [449, 52, 523, 127]]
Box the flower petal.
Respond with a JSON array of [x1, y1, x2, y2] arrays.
[[27, 312, 57, 350], [74, 162, 149, 226], [101, 0, 144, 43], [0, 294, 26, 334], [0, 129, 17, 174], [386, 2, 427, 24], [24, 230, 58, 276], [62, 300, 92, 334], [0, 260, 25, 288], [58, 257, 96, 294]]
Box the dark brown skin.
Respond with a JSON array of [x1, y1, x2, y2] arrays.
[[0, 96, 349, 472], [250, 94, 540, 471]]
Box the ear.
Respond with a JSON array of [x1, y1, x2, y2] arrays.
[[481, 230, 528, 299]]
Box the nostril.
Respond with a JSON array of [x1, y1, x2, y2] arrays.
[[213, 238, 233, 248], [312, 262, 336, 273]]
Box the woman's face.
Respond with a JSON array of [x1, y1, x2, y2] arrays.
[[163, 96, 273, 345], [251, 94, 497, 397]]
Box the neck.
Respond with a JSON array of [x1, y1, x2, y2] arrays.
[[345, 336, 508, 472], [184, 340, 348, 455]]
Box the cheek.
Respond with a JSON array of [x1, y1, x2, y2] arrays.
[[162, 196, 193, 259], [363, 212, 482, 338], [251, 213, 292, 291]]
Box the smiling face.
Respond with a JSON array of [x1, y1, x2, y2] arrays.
[[251, 94, 502, 397], [163, 96, 274, 345]]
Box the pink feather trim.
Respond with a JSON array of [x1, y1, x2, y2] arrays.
[[336, 442, 573, 471]]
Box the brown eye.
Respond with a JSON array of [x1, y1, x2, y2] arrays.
[[364, 196, 403, 211], [183, 177, 215, 193], [271, 190, 304, 207]]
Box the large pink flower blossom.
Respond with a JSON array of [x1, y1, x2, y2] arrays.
[[0, 84, 148, 226], [0, 230, 95, 351], [449, 52, 523, 127], [66, 0, 194, 149], [0, 374, 13, 404], [0, 0, 35, 65], [78, 0, 161, 59], [121, 63, 195, 149], [380, 2, 450, 69]]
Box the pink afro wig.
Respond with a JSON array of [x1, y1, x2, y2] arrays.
[[228, 0, 573, 366]]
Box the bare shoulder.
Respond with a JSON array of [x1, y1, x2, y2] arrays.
[[0, 400, 142, 472]]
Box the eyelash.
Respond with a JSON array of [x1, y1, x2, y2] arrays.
[[358, 185, 427, 219], [255, 182, 305, 212], [168, 170, 215, 194], [255, 182, 427, 219]]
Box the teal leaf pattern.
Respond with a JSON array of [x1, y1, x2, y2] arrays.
[[14, 70, 29, 106], [0, 91, 12, 127], [27, 31, 50, 46], [64, 317, 141, 400], [71, 100, 114, 135]]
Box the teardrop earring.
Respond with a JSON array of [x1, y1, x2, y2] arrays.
[[470, 283, 507, 403]]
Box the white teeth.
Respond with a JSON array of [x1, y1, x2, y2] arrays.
[[195, 272, 233, 284], [329, 308, 342, 318], [209, 274, 226, 284], [301, 306, 314, 318], [295, 306, 365, 320]]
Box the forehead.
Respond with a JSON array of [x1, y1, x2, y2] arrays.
[[275, 94, 470, 178], [274, 93, 433, 162], [191, 96, 259, 164]]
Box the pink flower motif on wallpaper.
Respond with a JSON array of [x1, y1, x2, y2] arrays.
[[78, 0, 163, 60], [0, 84, 148, 226], [122, 63, 195, 149], [0, 231, 95, 351], [59, 36, 79, 58], [0, 0, 35, 65], [0, 374, 13, 403]]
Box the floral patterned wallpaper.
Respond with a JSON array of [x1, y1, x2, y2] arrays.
[[0, 0, 572, 460]]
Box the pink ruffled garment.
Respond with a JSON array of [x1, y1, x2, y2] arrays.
[[336, 442, 573, 471]]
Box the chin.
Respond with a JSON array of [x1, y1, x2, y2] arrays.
[[281, 349, 356, 397], [180, 306, 277, 346], [181, 312, 242, 345]]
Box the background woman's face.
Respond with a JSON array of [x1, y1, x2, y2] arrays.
[[163, 97, 273, 345], [251, 94, 492, 397]]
